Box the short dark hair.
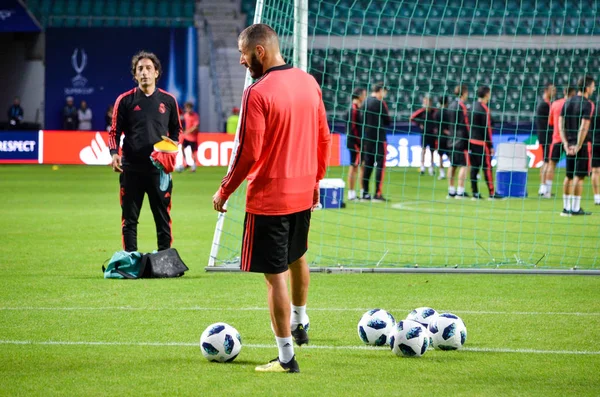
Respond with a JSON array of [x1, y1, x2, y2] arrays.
[[477, 86, 491, 98], [454, 84, 468, 96], [564, 86, 576, 96], [577, 76, 595, 92], [439, 96, 450, 106], [351, 87, 366, 100], [544, 82, 555, 91], [131, 51, 162, 81], [184, 102, 194, 109], [372, 82, 387, 93], [238, 23, 279, 50]]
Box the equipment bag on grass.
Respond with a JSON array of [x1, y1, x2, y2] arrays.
[[102, 248, 188, 279], [103, 251, 146, 279]]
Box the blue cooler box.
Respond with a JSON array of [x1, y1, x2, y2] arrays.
[[496, 171, 528, 197], [319, 178, 345, 209]]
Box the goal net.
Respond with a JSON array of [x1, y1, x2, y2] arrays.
[[210, 0, 600, 270]]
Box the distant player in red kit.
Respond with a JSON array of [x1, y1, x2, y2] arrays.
[[212, 24, 331, 373], [176, 102, 199, 172], [109, 51, 181, 251]]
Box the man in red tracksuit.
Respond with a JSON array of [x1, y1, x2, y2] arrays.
[[212, 24, 331, 373]]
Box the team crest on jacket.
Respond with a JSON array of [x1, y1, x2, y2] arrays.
[[158, 103, 166, 114]]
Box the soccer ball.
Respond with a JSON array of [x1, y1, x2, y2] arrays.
[[406, 307, 439, 328], [406, 307, 438, 347], [390, 319, 429, 357], [357, 309, 395, 346], [200, 323, 242, 362], [428, 313, 467, 351]]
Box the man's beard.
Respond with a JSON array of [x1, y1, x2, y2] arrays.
[[248, 53, 264, 79]]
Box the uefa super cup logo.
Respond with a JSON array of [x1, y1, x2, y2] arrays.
[[71, 48, 88, 88]]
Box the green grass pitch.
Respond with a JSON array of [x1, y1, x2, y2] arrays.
[[1, 165, 599, 396]]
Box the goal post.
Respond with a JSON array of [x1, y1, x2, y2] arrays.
[[209, 0, 600, 271]]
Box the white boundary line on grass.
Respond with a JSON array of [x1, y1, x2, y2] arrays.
[[0, 340, 598, 355], [1, 307, 599, 316]]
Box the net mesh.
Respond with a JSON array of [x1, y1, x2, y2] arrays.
[[212, 0, 600, 269]]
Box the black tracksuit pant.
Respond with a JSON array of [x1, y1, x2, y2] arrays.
[[469, 143, 494, 196], [362, 141, 387, 196], [119, 168, 172, 252]]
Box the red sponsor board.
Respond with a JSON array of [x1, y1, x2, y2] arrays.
[[43, 130, 112, 165], [41, 131, 341, 166]]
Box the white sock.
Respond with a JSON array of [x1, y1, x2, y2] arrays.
[[291, 305, 307, 326], [420, 165, 425, 172], [457, 186, 465, 195], [595, 194, 600, 204], [439, 169, 446, 177], [348, 190, 356, 200], [545, 180, 553, 193], [564, 195, 572, 211], [448, 186, 456, 195], [359, 189, 364, 196], [572, 195, 581, 212], [276, 336, 294, 364], [539, 184, 546, 194]]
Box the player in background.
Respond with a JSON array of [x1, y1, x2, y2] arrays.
[[176, 102, 199, 172], [546, 87, 576, 198], [434, 96, 452, 180], [362, 83, 391, 202], [446, 84, 470, 199], [411, 95, 443, 177], [536, 83, 556, 197], [346, 87, 366, 201], [212, 24, 331, 373], [558, 76, 595, 216], [592, 102, 600, 205], [109, 51, 181, 251], [469, 86, 503, 200]]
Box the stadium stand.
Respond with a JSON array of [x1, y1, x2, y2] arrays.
[[310, 48, 600, 122], [25, 0, 195, 28], [242, 0, 600, 36]]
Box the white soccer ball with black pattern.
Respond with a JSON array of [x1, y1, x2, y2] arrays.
[[389, 319, 429, 357], [428, 313, 467, 350], [357, 309, 395, 346], [200, 323, 242, 362], [406, 307, 439, 328]]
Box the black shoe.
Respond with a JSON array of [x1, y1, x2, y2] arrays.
[[455, 192, 470, 199], [372, 194, 389, 202], [361, 193, 372, 201], [255, 356, 300, 373], [596, 202, 600, 206], [560, 209, 571, 217], [291, 324, 309, 346], [489, 193, 506, 200], [472, 193, 484, 200], [446, 192, 456, 199], [571, 208, 592, 216]]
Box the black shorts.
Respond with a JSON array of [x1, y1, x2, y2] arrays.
[[347, 139, 361, 166], [422, 134, 437, 149], [451, 149, 469, 167], [240, 209, 311, 274], [565, 147, 589, 179], [549, 141, 564, 163], [592, 144, 600, 168], [182, 139, 198, 152]]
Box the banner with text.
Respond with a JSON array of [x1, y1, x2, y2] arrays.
[[0, 131, 40, 163]]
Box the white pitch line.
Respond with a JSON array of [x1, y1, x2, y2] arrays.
[[0, 340, 598, 355], [1, 307, 599, 316]]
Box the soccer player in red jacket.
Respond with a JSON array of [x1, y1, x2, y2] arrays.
[[212, 24, 331, 373]]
